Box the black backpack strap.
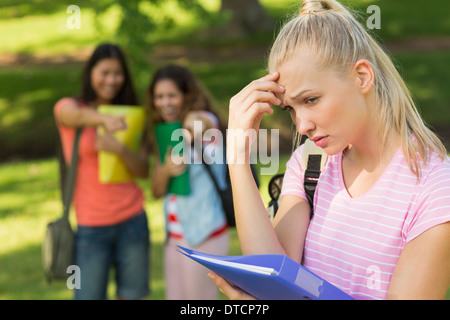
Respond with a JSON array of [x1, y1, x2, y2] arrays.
[[304, 154, 322, 219]]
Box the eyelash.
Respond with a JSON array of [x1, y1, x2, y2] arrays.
[[281, 106, 293, 112], [281, 97, 318, 112], [305, 97, 318, 104]]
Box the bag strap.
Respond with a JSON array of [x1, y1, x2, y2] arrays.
[[301, 138, 328, 218], [62, 128, 82, 220], [200, 151, 222, 193], [303, 154, 322, 218]]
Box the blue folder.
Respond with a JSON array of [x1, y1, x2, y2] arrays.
[[178, 246, 354, 300]]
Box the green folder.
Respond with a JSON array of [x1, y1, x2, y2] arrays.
[[154, 122, 190, 195]]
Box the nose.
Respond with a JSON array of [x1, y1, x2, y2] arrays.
[[294, 112, 315, 136], [161, 96, 171, 107], [105, 74, 117, 85]]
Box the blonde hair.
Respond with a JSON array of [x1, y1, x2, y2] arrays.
[[268, 0, 446, 180]]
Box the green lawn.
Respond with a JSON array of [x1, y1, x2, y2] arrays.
[[0, 156, 287, 300], [0, 0, 449, 300], [1, 156, 449, 300]]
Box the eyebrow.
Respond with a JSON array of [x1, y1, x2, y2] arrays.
[[289, 88, 314, 100]]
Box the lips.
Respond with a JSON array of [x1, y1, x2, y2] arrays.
[[310, 136, 328, 147]]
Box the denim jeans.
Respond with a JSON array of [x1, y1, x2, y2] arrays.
[[74, 211, 150, 300]]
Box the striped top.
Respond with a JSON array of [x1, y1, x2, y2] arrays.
[[281, 144, 450, 299]]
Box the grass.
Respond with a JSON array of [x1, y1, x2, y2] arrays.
[[1, 156, 449, 300], [0, 156, 288, 300], [1, 0, 449, 300]]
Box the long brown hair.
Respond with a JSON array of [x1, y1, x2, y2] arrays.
[[147, 64, 221, 124], [78, 43, 138, 106]]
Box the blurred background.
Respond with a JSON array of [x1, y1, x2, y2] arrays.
[[0, 0, 449, 300]]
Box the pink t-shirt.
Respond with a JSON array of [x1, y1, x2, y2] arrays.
[[281, 143, 450, 299], [54, 97, 145, 226]]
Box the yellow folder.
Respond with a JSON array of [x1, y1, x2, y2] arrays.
[[97, 105, 146, 183]]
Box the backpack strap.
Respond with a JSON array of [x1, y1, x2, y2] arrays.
[[62, 128, 82, 220], [301, 138, 328, 218]]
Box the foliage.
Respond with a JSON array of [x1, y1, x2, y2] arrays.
[[91, 0, 218, 93]]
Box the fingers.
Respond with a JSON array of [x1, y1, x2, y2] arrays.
[[242, 91, 281, 112], [163, 146, 188, 177], [237, 72, 284, 105], [227, 71, 284, 158], [103, 115, 127, 133], [208, 272, 256, 300], [229, 72, 285, 123], [95, 133, 121, 153]]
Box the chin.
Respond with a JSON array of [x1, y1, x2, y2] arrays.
[[322, 143, 343, 156], [162, 116, 177, 123], [101, 95, 117, 102]]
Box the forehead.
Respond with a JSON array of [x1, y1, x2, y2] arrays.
[[93, 58, 123, 71], [154, 79, 182, 93], [276, 53, 321, 83], [274, 54, 325, 100]]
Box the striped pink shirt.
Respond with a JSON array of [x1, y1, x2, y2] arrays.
[[281, 144, 450, 299]]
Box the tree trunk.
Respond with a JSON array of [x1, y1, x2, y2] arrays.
[[220, 0, 274, 37]]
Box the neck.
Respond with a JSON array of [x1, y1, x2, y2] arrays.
[[344, 128, 401, 171], [90, 98, 113, 108]]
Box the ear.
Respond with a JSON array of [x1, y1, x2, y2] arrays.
[[353, 59, 374, 94]]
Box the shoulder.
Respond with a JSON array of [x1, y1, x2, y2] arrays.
[[404, 152, 450, 243], [286, 144, 306, 171], [54, 97, 81, 115], [54, 97, 79, 109], [420, 152, 450, 189]]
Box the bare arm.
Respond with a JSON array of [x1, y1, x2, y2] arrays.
[[388, 221, 450, 299], [209, 72, 312, 300], [58, 101, 127, 133], [59, 101, 148, 178], [227, 72, 310, 257], [208, 194, 311, 300]]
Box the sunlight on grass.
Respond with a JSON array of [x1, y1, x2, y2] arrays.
[[1, 88, 54, 128], [0, 7, 114, 55], [0, 156, 286, 299], [1, 106, 32, 127]]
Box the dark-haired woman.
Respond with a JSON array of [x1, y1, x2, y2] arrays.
[[147, 64, 230, 299], [53, 43, 150, 300]]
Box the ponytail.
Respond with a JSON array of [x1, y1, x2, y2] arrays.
[[269, 0, 446, 180]]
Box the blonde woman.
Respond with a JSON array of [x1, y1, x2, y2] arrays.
[[209, 0, 450, 300]]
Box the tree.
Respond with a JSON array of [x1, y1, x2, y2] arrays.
[[219, 0, 274, 37], [93, 0, 275, 92]]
